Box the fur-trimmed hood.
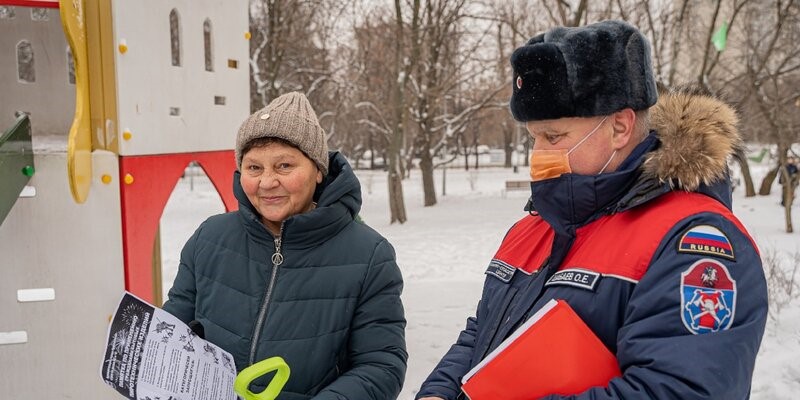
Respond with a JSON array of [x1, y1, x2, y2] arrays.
[[644, 86, 742, 192]]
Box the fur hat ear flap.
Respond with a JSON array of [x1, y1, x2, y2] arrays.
[[510, 42, 571, 122]]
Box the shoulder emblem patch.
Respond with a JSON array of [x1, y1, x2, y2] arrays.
[[678, 225, 735, 260], [486, 259, 516, 283], [681, 259, 737, 335]]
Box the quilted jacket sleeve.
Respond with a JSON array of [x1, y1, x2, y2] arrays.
[[542, 213, 768, 400], [312, 239, 408, 400]]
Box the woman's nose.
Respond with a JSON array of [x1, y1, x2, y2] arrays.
[[258, 172, 279, 188]]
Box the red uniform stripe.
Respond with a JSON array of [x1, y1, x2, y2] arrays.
[[493, 192, 757, 281]]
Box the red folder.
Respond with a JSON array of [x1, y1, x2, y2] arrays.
[[461, 299, 621, 400]]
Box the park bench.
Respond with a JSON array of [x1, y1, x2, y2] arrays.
[[502, 180, 530, 197]]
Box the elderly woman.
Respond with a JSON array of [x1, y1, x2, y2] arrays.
[[163, 92, 407, 400]]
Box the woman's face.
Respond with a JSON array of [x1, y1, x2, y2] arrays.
[[240, 141, 322, 235]]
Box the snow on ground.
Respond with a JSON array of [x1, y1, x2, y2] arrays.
[[160, 164, 800, 399]]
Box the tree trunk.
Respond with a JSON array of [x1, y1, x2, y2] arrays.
[[420, 152, 436, 206], [369, 133, 375, 170], [739, 159, 756, 197], [388, 169, 407, 223], [784, 203, 794, 233], [782, 176, 794, 233], [504, 130, 513, 168], [501, 122, 514, 168], [791, 176, 798, 233], [732, 149, 756, 197], [761, 144, 789, 197], [463, 144, 470, 171], [759, 167, 778, 196], [387, 124, 407, 223], [442, 166, 446, 197], [387, 0, 413, 224], [387, 130, 407, 223], [780, 166, 797, 233], [387, 120, 407, 223], [777, 144, 792, 232]]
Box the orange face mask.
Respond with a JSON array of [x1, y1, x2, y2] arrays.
[[529, 150, 571, 181], [528, 116, 610, 182]]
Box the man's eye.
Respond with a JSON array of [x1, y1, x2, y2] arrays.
[[277, 163, 292, 170], [546, 135, 561, 143], [247, 165, 261, 171]]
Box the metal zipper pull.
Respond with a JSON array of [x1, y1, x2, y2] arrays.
[[272, 236, 284, 266]]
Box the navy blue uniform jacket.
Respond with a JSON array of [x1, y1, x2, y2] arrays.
[[417, 89, 768, 399]]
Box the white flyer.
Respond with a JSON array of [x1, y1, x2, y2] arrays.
[[100, 291, 239, 400]]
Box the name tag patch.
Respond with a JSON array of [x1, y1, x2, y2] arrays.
[[486, 259, 516, 283], [545, 268, 600, 291]]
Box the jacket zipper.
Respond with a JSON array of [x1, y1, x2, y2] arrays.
[[248, 223, 284, 365]]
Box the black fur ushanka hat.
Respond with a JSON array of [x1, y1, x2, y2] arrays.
[[510, 20, 658, 122]]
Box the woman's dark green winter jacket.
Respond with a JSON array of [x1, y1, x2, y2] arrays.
[[163, 152, 407, 400]]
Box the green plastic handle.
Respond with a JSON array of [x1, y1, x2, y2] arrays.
[[234, 357, 290, 400]]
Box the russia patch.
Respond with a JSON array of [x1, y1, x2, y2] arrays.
[[681, 259, 737, 335], [486, 259, 516, 283], [678, 225, 735, 260], [545, 268, 600, 291]]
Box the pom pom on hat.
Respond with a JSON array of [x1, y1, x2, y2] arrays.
[[510, 20, 658, 122]]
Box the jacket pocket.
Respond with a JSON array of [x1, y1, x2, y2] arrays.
[[472, 285, 518, 364]]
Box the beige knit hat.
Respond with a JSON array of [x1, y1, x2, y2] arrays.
[[235, 92, 329, 175]]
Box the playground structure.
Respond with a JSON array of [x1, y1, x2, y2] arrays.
[[0, 0, 248, 397]]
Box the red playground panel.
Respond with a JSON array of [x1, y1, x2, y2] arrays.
[[119, 150, 238, 303], [0, 0, 60, 8]]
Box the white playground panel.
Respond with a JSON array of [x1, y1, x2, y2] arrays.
[[0, 0, 248, 397], [114, 0, 249, 156], [0, 151, 124, 399]]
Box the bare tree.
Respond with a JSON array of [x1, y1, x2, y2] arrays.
[[378, 0, 423, 222], [249, 0, 350, 109], [599, 0, 762, 196], [404, 0, 505, 206], [250, 1, 310, 108], [734, 0, 800, 232], [249, 0, 356, 155], [349, 7, 395, 172]]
